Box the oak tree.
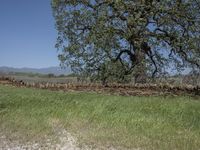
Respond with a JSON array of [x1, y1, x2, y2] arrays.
[[52, 0, 200, 83]]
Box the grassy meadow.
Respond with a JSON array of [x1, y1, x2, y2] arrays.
[[0, 84, 200, 150]]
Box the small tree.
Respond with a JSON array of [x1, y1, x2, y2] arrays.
[[48, 73, 55, 78]]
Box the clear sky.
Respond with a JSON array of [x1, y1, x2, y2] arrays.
[[0, 0, 60, 68]]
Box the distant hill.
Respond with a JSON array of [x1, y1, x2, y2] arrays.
[[0, 66, 71, 76]]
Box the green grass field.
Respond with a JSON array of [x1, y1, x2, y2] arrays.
[[0, 84, 200, 150]]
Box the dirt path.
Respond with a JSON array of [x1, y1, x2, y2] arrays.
[[0, 118, 118, 150], [0, 130, 85, 150], [0, 119, 85, 150]]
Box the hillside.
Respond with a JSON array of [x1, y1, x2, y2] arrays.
[[0, 66, 71, 76]]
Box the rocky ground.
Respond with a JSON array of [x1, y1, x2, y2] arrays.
[[0, 77, 199, 96]]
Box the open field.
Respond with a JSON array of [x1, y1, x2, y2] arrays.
[[0, 74, 77, 84], [0, 84, 200, 149], [1, 72, 200, 86]]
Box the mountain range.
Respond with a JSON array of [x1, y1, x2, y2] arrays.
[[0, 66, 71, 76]]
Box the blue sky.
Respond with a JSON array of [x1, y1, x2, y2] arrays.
[[0, 0, 60, 68]]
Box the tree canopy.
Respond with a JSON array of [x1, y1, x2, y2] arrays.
[[52, 0, 200, 83]]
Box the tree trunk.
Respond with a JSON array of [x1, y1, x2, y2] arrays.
[[134, 49, 147, 84]]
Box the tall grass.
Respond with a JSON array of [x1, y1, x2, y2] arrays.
[[0, 84, 200, 150]]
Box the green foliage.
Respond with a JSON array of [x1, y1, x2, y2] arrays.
[[58, 74, 66, 77], [52, 0, 200, 82], [1, 85, 200, 149], [66, 73, 77, 77], [93, 60, 133, 84]]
